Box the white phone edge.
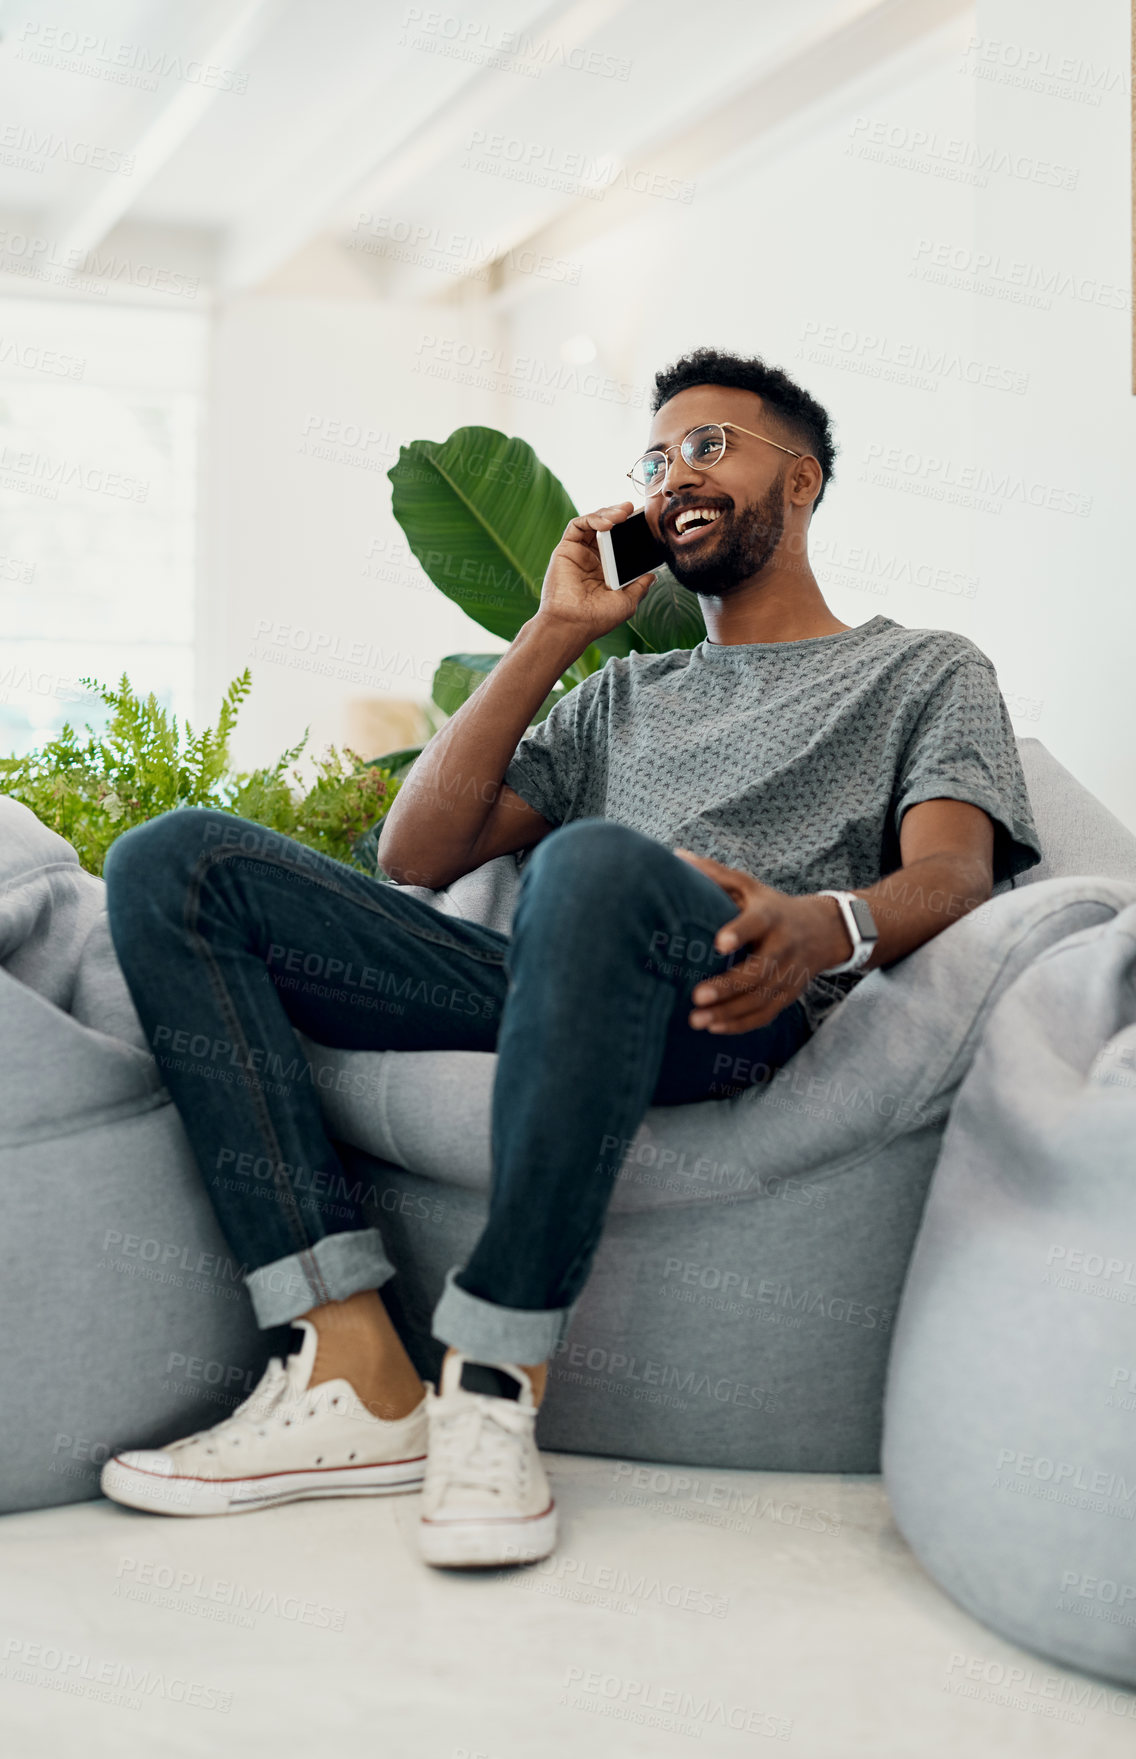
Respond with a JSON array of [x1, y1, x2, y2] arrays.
[[595, 526, 622, 590]]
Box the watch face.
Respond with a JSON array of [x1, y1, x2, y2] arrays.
[[848, 896, 878, 941]]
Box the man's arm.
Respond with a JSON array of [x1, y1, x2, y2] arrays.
[[377, 615, 576, 888], [377, 501, 658, 889], [673, 798, 995, 1033], [850, 797, 994, 971]]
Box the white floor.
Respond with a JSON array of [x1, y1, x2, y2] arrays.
[[0, 1458, 1130, 1757]]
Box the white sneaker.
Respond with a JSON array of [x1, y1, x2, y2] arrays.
[[100, 1320, 427, 1517], [419, 1354, 557, 1568]]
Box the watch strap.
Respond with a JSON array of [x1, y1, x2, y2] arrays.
[[816, 890, 878, 976]]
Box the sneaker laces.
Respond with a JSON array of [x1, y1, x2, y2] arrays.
[[165, 1353, 302, 1456], [428, 1393, 533, 1497]]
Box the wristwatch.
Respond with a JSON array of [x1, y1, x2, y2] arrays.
[[816, 890, 879, 975]]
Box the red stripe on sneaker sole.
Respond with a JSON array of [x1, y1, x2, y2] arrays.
[[109, 1454, 426, 1485]]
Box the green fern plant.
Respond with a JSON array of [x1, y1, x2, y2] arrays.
[[0, 670, 401, 877]]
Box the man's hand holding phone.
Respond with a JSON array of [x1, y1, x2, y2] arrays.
[[537, 502, 660, 643]]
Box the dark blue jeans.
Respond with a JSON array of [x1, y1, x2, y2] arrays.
[[104, 811, 811, 1363]]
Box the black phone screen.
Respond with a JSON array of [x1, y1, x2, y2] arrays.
[[609, 510, 667, 584]]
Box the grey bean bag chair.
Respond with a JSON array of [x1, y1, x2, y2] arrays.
[[1, 737, 1135, 1521], [883, 901, 1136, 1687]]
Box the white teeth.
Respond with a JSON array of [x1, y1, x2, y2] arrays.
[[674, 507, 722, 534]]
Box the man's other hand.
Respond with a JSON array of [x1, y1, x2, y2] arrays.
[[672, 849, 849, 1033]]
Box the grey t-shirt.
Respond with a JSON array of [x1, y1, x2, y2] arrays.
[[504, 614, 1042, 1032]]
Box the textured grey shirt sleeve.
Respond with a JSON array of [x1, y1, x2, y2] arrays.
[[503, 675, 594, 826], [892, 658, 1042, 883]]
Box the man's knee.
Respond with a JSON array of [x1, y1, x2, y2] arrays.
[[104, 808, 236, 912], [524, 818, 658, 892]]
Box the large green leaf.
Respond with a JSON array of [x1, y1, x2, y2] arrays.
[[431, 653, 502, 716], [628, 562, 706, 654], [389, 427, 573, 642], [388, 426, 647, 674], [387, 419, 712, 733], [432, 652, 567, 723]]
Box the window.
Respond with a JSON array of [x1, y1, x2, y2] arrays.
[[0, 297, 204, 757]]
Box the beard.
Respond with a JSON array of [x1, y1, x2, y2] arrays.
[[665, 467, 786, 598]]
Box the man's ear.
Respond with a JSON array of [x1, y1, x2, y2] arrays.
[[788, 455, 823, 510]]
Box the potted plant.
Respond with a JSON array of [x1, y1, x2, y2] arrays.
[[1, 426, 703, 880], [382, 424, 705, 756]]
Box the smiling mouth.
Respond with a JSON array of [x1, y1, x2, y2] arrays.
[[668, 506, 728, 546]]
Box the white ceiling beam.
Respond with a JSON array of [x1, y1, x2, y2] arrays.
[[453, 0, 973, 308], [219, 0, 631, 292], [42, 0, 281, 264]]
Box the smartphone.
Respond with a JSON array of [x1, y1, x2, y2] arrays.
[[596, 509, 667, 591]]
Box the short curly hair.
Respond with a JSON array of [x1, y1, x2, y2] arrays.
[[650, 346, 836, 510]]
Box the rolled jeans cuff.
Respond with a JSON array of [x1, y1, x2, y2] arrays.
[[431, 1266, 574, 1363], [244, 1228, 395, 1328]]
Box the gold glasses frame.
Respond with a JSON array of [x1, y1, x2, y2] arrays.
[[627, 421, 804, 496]]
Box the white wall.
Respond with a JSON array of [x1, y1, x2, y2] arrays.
[[496, 15, 985, 644], [201, 294, 504, 771], [202, 0, 1134, 828], [490, 5, 1135, 831], [971, 0, 1135, 828]]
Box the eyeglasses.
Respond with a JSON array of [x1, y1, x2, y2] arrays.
[[627, 421, 804, 496]]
